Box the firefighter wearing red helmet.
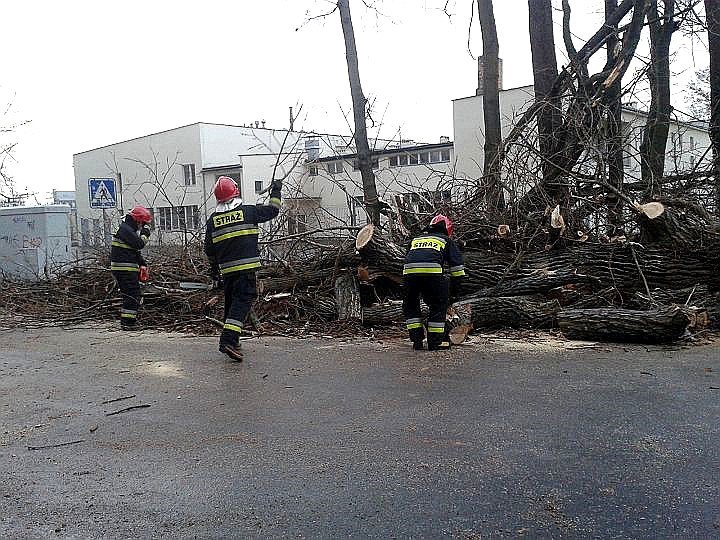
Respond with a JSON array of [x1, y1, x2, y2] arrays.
[[204, 176, 282, 361], [110, 205, 152, 330], [402, 213, 466, 350]]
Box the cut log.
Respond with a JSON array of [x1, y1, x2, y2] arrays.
[[257, 268, 335, 294], [471, 270, 600, 298], [355, 224, 406, 275], [454, 296, 561, 329], [558, 305, 690, 344], [334, 272, 361, 320], [361, 300, 427, 326]]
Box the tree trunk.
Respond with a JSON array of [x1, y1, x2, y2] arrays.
[[334, 271, 361, 320], [257, 267, 335, 295], [605, 0, 625, 235], [706, 0, 720, 215], [477, 0, 504, 209], [528, 0, 561, 183], [456, 295, 561, 329], [640, 0, 675, 197], [338, 0, 381, 225], [558, 305, 690, 343]]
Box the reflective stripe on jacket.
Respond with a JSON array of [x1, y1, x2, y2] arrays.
[[403, 232, 466, 277], [204, 186, 281, 276], [110, 217, 148, 270]]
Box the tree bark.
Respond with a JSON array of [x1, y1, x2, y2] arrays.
[[558, 305, 690, 343], [334, 271, 361, 320], [456, 295, 561, 329], [706, 0, 720, 215], [477, 0, 504, 209], [640, 0, 675, 196], [605, 0, 625, 235], [338, 0, 381, 225], [528, 0, 561, 183]]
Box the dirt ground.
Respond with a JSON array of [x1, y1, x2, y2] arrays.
[[1, 326, 719, 538]]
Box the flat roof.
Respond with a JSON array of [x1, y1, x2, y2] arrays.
[[73, 122, 359, 157]]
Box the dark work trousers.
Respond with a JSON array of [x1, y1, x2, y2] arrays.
[[220, 272, 257, 346], [402, 274, 449, 347], [113, 271, 141, 327]]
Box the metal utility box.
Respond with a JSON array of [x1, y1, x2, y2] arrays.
[[0, 205, 72, 280]]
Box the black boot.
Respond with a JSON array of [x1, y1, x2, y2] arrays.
[[412, 340, 424, 351], [428, 340, 451, 351], [219, 343, 244, 362]]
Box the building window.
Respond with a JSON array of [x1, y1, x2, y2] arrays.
[[308, 165, 318, 176], [389, 156, 399, 168], [441, 149, 450, 162], [689, 136, 695, 152], [255, 179, 264, 193], [156, 205, 200, 231], [327, 161, 344, 175], [419, 152, 430, 164], [352, 158, 378, 170], [287, 213, 307, 235], [183, 164, 196, 186]]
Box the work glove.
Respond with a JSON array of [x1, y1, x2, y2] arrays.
[[212, 275, 224, 290], [140, 226, 151, 243]]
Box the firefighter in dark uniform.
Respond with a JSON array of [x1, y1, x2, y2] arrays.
[[402, 214, 466, 350], [110, 205, 152, 330], [204, 176, 282, 361]]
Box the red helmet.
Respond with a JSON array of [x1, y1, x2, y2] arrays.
[[129, 205, 152, 224], [214, 176, 240, 203], [430, 214, 454, 237]]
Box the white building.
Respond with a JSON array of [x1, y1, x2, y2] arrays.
[[73, 123, 455, 245], [453, 84, 711, 185], [74, 82, 711, 245]]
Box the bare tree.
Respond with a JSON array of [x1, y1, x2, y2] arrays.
[[338, 0, 382, 225], [528, 0, 561, 182], [476, 0, 504, 209], [639, 0, 677, 196], [707, 0, 720, 213], [605, 0, 625, 233], [685, 68, 710, 119]]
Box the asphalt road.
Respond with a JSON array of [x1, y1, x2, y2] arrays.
[[1, 326, 719, 539]]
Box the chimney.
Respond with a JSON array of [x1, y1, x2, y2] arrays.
[[439, 136, 450, 144], [261, 119, 266, 128], [476, 56, 503, 96]]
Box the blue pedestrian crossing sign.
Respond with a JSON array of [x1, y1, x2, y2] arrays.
[[88, 178, 117, 209]]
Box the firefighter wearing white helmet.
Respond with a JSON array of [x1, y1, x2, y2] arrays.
[[402, 214, 466, 350]]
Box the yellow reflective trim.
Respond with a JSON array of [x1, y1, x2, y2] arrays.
[[403, 267, 443, 275], [411, 237, 445, 251], [220, 261, 262, 274], [427, 326, 445, 333], [406, 322, 423, 330], [121, 313, 137, 319], [451, 270, 466, 277], [212, 228, 260, 244], [269, 197, 281, 208], [213, 210, 245, 228], [223, 323, 243, 333], [111, 240, 135, 250], [111, 265, 140, 272]]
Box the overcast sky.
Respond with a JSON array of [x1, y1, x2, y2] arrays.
[[0, 0, 708, 200]]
